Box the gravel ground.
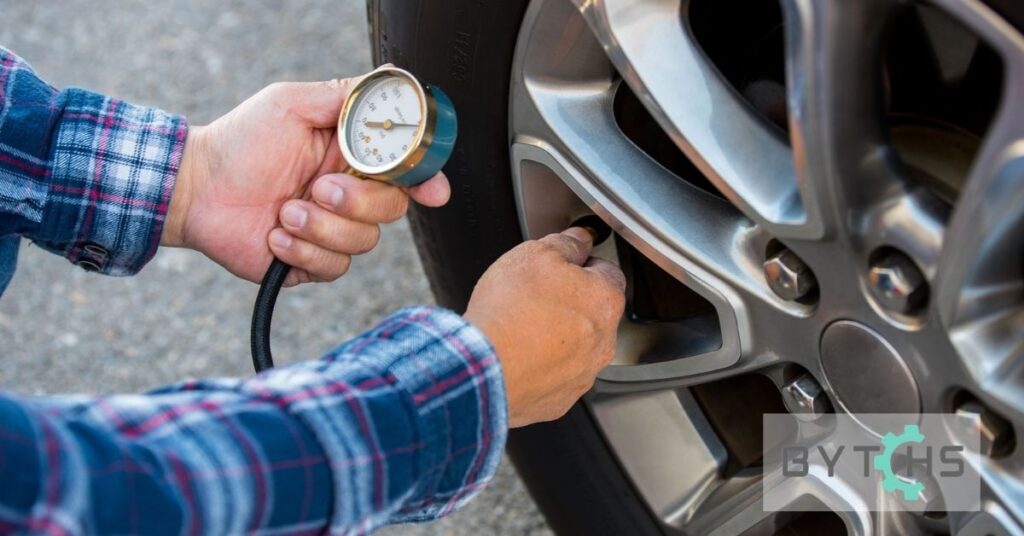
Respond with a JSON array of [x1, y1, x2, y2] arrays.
[[0, 2, 551, 534]]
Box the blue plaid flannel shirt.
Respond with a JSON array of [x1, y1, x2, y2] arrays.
[[0, 47, 507, 535]]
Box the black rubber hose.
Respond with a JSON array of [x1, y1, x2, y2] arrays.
[[251, 258, 290, 372]]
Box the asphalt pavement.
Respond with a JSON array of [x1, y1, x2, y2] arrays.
[[0, 2, 551, 534]]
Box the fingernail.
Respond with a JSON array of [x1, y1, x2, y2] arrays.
[[564, 227, 594, 243], [316, 181, 345, 208], [282, 205, 308, 229], [569, 215, 610, 245], [271, 230, 293, 249]]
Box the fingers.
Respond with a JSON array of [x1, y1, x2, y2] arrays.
[[268, 229, 352, 282], [269, 169, 439, 286], [538, 227, 595, 266], [312, 173, 409, 224], [584, 257, 627, 292], [583, 257, 628, 333], [310, 172, 451, 221], [406, 172, 451, 207], [279, 200, 381, 254]]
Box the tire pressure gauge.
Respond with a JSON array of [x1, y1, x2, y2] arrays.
[[338, 66, 457, 187], [251, 67, 458, 372]]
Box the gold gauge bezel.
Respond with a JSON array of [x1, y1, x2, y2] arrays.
[[337, 66, 437, 182]]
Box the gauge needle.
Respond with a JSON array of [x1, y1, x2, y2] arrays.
[[365, 119, 419, 130]]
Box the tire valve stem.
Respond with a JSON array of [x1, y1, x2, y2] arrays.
[[571, 215, 612, 246]]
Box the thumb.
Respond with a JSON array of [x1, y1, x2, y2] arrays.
[[284, 77, 358, 128], [538, 227, 595, 266], [286, 65, 396, 128]]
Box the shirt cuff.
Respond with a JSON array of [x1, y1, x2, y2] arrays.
[[32, 87, 187, 276], [326, 305, 509, 524]]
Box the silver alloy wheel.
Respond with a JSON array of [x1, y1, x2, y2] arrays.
[[508, 0, 1024, 534]]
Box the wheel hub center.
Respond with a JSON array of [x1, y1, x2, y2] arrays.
[[819, 321, 920, 424]]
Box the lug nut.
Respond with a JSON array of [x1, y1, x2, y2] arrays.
[[763, 249, 817, 302], [781, 373, 831, 421], [892, 460, 944, 516], [868, 250, 928, 314], [954, 398, 1015, 458]]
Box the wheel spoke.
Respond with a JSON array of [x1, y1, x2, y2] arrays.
[[571, 0, 814, 238], [587, 389, 727, 527], [931, 0, 1024, 391], [510, 0, 828, 389], [512, 127, 824, 388], [780, 0, 907, 236], [512, 132, 783, 387], [588, 389, 870, 534], [975, 457, 1024, 529], [693, 466, 870, 536]]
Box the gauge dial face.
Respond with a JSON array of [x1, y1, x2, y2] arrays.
[[345, 75, 425, 172]]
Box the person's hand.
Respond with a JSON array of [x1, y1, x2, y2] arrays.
[[464, 228, 626, 427], [162, 76, 451, 286]]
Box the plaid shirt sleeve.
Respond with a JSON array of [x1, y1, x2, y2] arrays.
[[0, 47, 509, 534], [0, 306, 508, 535], [0, 46, 185, 276]]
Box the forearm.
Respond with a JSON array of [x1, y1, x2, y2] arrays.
[[0, 46, 186, 277], [0, 306, 507, 534]]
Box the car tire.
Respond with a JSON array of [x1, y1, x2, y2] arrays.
[[367, 1, 663, 534]]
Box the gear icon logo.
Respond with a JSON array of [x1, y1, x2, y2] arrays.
[[873, 424, 926, 501]]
